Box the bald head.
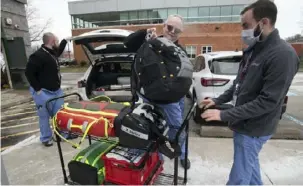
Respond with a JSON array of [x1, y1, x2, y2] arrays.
[[163, 14, 184, 42], [43, 32, 59, 50]]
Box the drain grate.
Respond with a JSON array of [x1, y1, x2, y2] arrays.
[[153, 173, 185, 185]]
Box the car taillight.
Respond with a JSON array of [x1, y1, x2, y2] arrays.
[[77, 80, 86, 88], [201, 78, 230, 87], [284, 96, 288, 104]]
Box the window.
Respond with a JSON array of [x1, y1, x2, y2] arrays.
[[188, 7, 198, 22], [177, 8, 188, 18], [210, 56, 241, 75], [198, 7, 209, 22], [209, 6, 220, 22], [202, 46, 212, 54], [158, 9, 168, 20], [120, 12, 129, 21], [186, 46, 197, 59], [139, 10, 148, 20], [220, 6, 232, 22], [129, 11, 138, 20], [193, 56, 206, 72], [232, 5, 244, 21], [167, 8, 178, 16]]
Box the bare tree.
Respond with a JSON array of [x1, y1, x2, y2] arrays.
[[26, 0, 52, 43], [285, 34, 303, 43]]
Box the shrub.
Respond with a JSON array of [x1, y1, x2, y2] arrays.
[[79, 61, 87, 67]]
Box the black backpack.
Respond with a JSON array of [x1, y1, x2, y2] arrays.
[[131, 37, 193, 104]]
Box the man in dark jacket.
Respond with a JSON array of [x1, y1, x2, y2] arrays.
[[201, 1, 299, 185], [25, 32, 76, 147], [124, 15, 190, 169]]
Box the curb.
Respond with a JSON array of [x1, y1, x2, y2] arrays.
[[1, 87, 74, 110], [200, 124, 303, 140]]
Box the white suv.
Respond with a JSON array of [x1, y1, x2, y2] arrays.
[[190, 51, 242, 122], [69, 29, 140, 102]]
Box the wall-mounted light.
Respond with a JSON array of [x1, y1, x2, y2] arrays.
[[4, 18, 13, 26]]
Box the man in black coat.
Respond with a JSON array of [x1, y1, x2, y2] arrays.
[[25, 32, 76, 147], [124, 15, 190, 169]]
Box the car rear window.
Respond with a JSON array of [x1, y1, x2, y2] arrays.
[[209, 56, 242, 75]]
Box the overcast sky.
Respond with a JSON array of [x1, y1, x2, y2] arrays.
[[30, 0, 303, 47]]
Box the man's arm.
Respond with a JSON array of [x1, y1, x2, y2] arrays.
[[56, 39, 68, 57], [25, 55, 42, 92], [124, 29, 147, 51], [220, 49, 299, 122]]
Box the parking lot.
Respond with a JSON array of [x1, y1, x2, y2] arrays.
[[1, 72, 303, 151]]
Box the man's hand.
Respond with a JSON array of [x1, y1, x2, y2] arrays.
[[201, 109, 221, 121], [147, 27, 157, 39], [200, 98, 215, 109]]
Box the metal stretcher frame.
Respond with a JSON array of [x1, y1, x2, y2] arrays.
[[46, 92, 197, 185]]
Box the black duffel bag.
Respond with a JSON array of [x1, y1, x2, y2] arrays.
[[114, 103, 181, 159]]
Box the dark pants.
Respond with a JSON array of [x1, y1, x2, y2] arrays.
[[227, 132, 272, 185]]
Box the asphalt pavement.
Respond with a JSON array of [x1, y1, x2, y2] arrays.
[[1, 72, 303, 151]]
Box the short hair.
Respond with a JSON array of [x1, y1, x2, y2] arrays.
[[240, 0, 278, 25], [165, 14, 184, 27], [42, 32, 55, 44]]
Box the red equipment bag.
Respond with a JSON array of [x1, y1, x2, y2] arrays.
[[102, 145, 163, 185], [53, 101, 129, 148]]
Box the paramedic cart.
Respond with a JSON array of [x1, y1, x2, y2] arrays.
[[46, 92, 196, 185]]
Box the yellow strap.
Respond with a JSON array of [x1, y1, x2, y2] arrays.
[[63, 103, 118, 117], [54, 111, 111, 148], [91, 142, 117, 167], [52, 115, 81, 148]]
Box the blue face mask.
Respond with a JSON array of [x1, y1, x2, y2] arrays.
[[241, 23, 263, 46]]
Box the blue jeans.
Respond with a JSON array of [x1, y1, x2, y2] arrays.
[[30, 87, 67, 143], [145, 97, 187, 160], [227, 132, 272, 185]]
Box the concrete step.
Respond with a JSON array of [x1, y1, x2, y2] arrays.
[[1, 116, 39, 128]]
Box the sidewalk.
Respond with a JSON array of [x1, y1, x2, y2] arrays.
[[1, 137, 303, 185]]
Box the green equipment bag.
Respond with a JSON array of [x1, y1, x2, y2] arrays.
[[68, 140, 118, 185]]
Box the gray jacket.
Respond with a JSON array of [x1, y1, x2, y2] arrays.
[[213, 29, 299, 137]]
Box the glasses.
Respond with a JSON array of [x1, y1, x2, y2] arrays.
[[166, 24, 182, 35]]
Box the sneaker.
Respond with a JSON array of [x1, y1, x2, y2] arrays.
[[42, 140, 53, 147], [180, 158, 191, 169]]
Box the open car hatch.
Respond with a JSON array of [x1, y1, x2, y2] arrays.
[[68, 29, 136, 66]]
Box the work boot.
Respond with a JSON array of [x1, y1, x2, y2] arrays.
[[180, 158, 191, 169], [42, 140, 53, 147]]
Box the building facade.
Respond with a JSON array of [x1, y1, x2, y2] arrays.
[[68, 0, 259, 63], [1, 0, 31, 57]]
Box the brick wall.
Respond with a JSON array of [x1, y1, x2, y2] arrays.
[[71, 23, 244, 63], [291, 43, 303, 57]]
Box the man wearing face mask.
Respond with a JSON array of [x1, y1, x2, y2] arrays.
[[25, 32, 77, 147], [124, 15, 190, 169], [201, 0, 299, 185]]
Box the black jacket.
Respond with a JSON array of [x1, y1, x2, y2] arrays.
[[213, 29, 299, 137], [123, 29, 188, 104], [25, 39, 67, 92]]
